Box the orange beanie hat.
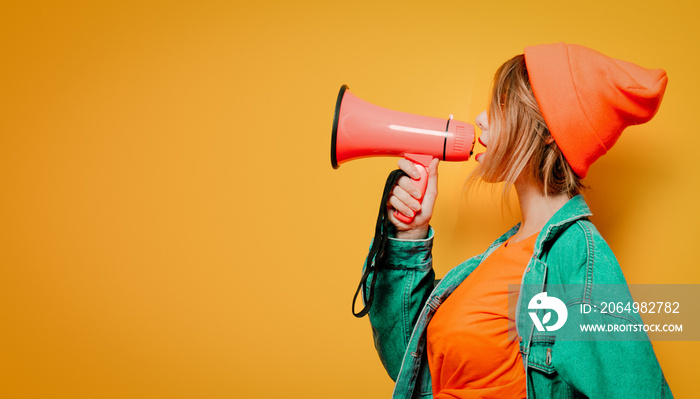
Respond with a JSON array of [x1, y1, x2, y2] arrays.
[[523, 43, 668, 178]]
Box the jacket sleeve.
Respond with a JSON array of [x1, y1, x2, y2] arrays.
[[363, 228, 435, 381]]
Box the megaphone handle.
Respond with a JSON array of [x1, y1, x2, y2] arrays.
[[393, 154, 433, 224]]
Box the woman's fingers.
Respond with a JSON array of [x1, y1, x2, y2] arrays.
[[394, 159, 439, 214], [395, 176, 422, 204], [386, 157, 439, 237], [396, 175, 422, 200], [397, 158, 421, 180], [387, 206, 410, 229], [388, 190, 416, 219]]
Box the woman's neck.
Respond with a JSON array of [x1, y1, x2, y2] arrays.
[[511, 177, 570, 243]]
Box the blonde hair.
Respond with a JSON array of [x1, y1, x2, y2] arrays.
[[468, 55, 584, 204]]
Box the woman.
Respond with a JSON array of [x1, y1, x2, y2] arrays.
[[363, 43, 672, 398]]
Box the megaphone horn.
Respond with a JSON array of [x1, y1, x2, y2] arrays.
[[331, 84, 475, 223]]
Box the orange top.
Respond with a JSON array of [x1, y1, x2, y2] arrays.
[[427, 233, 538, 399]]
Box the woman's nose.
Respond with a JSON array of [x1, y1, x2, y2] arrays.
[[475, 111, 489, 130]]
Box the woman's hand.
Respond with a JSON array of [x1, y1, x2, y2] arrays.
[[387, 157, 439, 240]]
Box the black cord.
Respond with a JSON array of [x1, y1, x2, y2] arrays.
[[352, 169, 407, 318]]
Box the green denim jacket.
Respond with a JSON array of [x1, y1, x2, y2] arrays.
[[365, 195, 673, 398]]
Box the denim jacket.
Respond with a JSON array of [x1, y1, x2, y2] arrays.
[[365, 195, 673, 398]]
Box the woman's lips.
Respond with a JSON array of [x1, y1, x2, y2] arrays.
[[475, 137, 486, 162]]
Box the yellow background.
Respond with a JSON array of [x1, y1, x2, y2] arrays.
[[1, 0, 698, 397]]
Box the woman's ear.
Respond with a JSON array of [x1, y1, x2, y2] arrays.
[[545, 136, 555, 145]]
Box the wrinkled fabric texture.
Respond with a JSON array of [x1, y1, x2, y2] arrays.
[[363, 195, 673, 398]]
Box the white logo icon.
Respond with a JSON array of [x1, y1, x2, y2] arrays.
[[528, 292, 568, 332]]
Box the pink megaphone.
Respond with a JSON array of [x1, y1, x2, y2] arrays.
[[331, 85, 476, 223]]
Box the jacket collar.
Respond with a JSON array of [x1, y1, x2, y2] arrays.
[[532, 194, 592, 259]]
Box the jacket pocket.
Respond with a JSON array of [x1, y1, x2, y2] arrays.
[[527, 336, 556, 374], [527, 337, 579, 398]]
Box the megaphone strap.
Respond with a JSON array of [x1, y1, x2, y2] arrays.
[[352, 168, 407, 318]]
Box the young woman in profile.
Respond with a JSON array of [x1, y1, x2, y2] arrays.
[[362, 43, 673, 398]]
